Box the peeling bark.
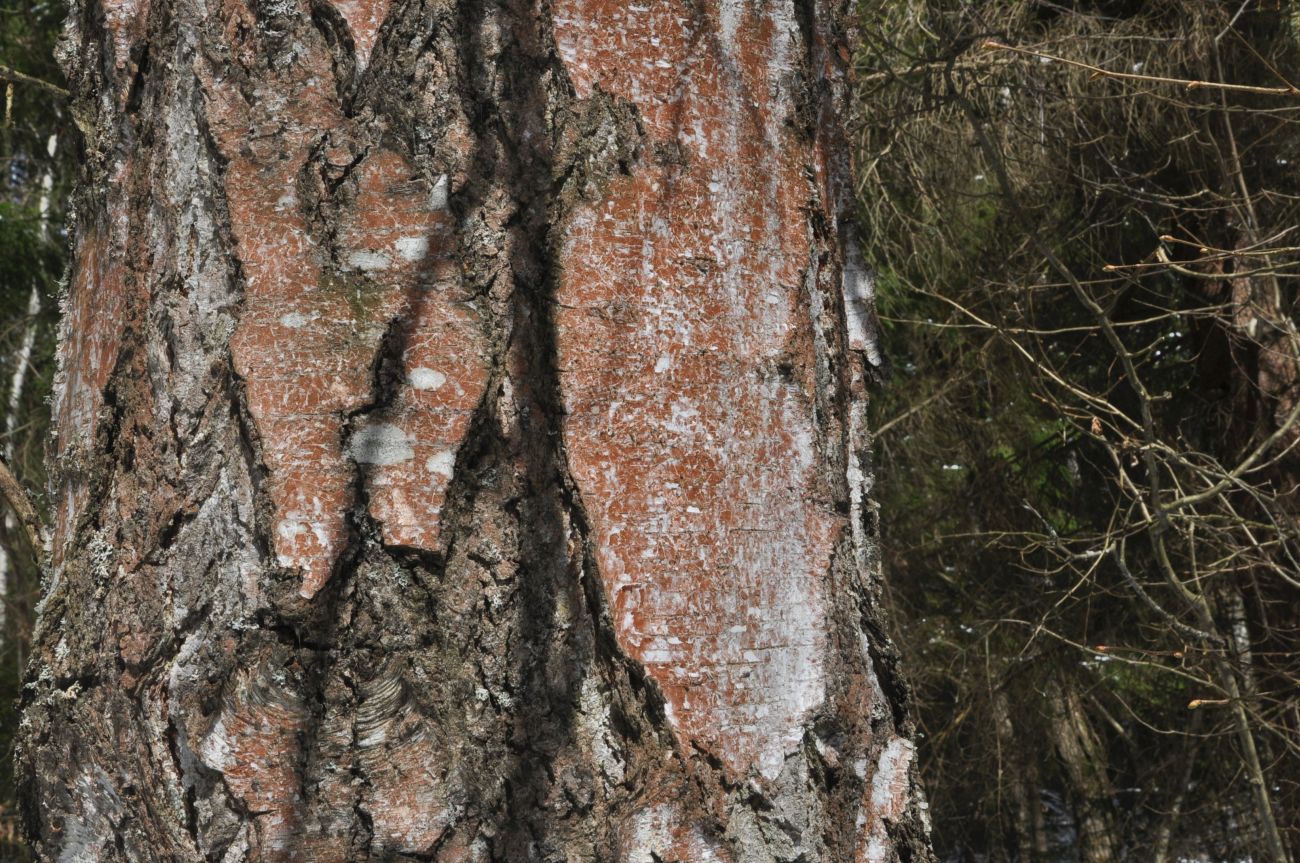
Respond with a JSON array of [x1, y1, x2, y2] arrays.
[[18, 0, 933, 861]]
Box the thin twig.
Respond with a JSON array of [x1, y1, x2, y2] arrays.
[[1111, 545, 1224, 646], [0, 64, 69, 99], [0, 455, 47, 557], [982, 41, 1300, 98], [876, 377, 961, 437]]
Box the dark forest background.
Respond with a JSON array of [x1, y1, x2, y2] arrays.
[[857, 2, 1300, 862], [0, 0, 66, 857], [0, 1, 1297, 861]]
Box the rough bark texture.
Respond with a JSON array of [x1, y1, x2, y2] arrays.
[[18, 0, 932, 860]]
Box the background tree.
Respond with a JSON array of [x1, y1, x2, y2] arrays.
[[0, 0, 68, 855], [855, 1, 1300, 861], [13, 0, 933, 860]]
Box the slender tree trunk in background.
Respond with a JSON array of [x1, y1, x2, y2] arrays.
[[0, 138, 54, 644], [1031, 780, 1048, 862], [0, 286, 40, 637], [17, 1, 932, 861], [992, 690, 1037, 863], [1046, 680, 1117, 863], [1210, 210, 1299, 863], [1151, 714, 1201, 863]]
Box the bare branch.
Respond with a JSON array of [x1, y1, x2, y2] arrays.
[[0, 455, 47, 559], [982, 41, 1300, 98], [0, 64, 69, 99]]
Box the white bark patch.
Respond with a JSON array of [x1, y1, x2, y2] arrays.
[[350, 423, 415, 465], [408, 367, 446, 390], [862, 737, 917, 863], [197, 715, 235, 771], [395, 236, 429, 262], [57, 765, 124, 863], [347, 249, 392, 272], [277, 519, 306, 543], [430, 174, 450, 210], [871, 737, 915, 813], [577, 675, 626, 785], [718, 0, 742, 57], [279, 311, 319, 329], [842, 236, 883, 366], [624, 804, 725, 863], [425, 450, 456, 478], [356, 674, 403, 748]]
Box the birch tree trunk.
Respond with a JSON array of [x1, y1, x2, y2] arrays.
[[17, 0, 932, 861]]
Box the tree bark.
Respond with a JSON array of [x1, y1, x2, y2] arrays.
[[991, 688, 1039, 863], [1046, 679, 1117, 863], [17, 0, 932, 861]]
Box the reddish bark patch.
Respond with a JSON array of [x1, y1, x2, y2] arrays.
[[54, 212, 130, 561], [200, 40, 363, 597], [554, 0, 838, 780], [101, 0, 152, 96], [338, 153, 490, 552], [198, 663, 309, 861], [55, 223, 121, 434], [200, 10, 487, 594], [353, 673, 455, 854], [224, 152, 373, 596]]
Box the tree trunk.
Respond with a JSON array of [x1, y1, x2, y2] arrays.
[[1046, 679, 1117, 863], [17, 0, 931, 861], [991, 689, 1038, 863]]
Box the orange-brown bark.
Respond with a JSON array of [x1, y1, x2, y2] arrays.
[[553, 0, 839, 781]]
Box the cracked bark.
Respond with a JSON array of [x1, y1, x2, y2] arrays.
[[18, 0, 934, 861]]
